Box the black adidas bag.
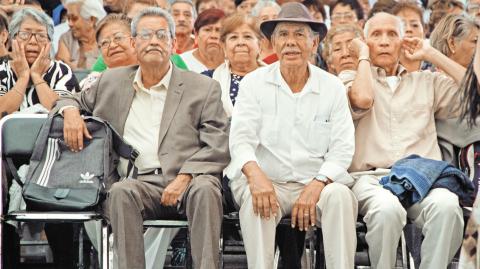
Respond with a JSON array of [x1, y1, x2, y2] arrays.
[[8, 115, 138, 211]]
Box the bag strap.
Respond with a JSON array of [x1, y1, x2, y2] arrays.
[[6, 157, 23, 187], [30, 115, 56, 161], [104, 121, 139, 179]]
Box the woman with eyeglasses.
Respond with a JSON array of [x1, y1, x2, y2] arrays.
[[0, 7, 78, 115], [0, 7, 80, 269], [80, 14, 137, 90]]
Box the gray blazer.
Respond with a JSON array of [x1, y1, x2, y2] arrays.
[[53, 65, 230, 181]]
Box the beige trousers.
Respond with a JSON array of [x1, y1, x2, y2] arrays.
[[351, 172, 464, 269], [230, 180, 358, 269]]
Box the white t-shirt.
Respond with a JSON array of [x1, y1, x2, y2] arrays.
[[180, 49, 208, 74], [385, 76, 400, 93]]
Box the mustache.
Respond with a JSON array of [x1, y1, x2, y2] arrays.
[[144, 47, 165, 53]]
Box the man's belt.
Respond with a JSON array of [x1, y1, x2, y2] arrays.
[[139, 168, 162, 176]]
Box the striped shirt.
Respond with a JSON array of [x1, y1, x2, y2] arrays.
[[0, 58, 79, 111]]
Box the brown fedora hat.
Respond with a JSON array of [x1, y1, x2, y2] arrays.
[[260, 2, 327, 41]]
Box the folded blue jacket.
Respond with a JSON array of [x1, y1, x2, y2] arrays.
[[379, 154, 474, 208]]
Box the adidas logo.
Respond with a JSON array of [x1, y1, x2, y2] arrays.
[[79, 172, 95, 184]]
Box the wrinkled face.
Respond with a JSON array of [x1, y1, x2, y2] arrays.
[[196, 21, 223, 56], [329, 31, 357, 74], [451, 27, 479, 68], [219, 0, 236, 16], [396, 8, 424, 39], [132, 16, 175, 67], [198, 0, 219, 14], [467, 0, 480, 18], [258, 6, 279, 22], [271, 22, 318, 69], [237, 0, 258, 14], [223, 23, 260, 63], [98, 22, 135, 68], [15, 17, 50, 65], [171, 2, 195, 36], [66, 3, 95, 38], [331, 4, 358, 26], [366, 15, 402, 70]]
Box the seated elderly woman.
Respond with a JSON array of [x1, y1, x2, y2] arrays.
[[0, 7, 79, 268], [202, 13, 263, 116], [0, 7, 78, 114], [180, 8, 225, 73], [430, 14, 480, 69], [56, 0, 106, 70], [80, 13, 137, 89], [322, 24, 363, 75], [431, 14, 480, 167]]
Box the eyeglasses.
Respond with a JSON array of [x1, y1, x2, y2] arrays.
[[331, 12, 357, 22], [136, 29, 171, 42], [16, 31, 49, 43], [99, 32, 131, 49]]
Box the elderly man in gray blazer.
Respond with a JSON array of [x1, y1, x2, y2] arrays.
[[53, 7, 230, 269]]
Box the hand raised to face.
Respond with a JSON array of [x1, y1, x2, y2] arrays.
[[10, 39, 30, 79]]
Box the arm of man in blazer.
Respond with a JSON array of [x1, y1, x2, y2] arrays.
[[51, 70, 101, 152], [180, 80, 230, 175]]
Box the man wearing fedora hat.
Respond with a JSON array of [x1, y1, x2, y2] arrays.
[[227, 2, 358, 268]]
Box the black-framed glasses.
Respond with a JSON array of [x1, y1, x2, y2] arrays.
[[16, 31, 49, 43], [136, 29, 171, 42], [99, 32, 131, 49]]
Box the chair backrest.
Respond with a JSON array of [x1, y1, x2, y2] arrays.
[[1, 114, 47, 159]]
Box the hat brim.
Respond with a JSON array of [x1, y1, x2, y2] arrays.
[[260, 18, 327, 41]]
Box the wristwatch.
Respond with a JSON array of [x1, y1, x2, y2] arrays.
[[314, 175, 329, 184]]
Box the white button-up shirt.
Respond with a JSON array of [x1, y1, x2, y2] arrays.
[[226, 62, 355, 185], [118, 63, 172, 176]]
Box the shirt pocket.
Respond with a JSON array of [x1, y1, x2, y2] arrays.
[[308, 119, 332, 157], [259, 115, 279, 146]]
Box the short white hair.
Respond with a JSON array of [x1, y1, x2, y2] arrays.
[[364, 12, 405, 39], [65, 0, 106, 22], [131, 7, 176, 39], [251, 0, 281, 17]]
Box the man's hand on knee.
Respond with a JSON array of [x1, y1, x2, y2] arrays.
[[242, 161, 279, 220], [291, 180, 326, 231], [161, 173, 192, 207]]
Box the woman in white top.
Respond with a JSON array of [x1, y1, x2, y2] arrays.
[[180, 8, 225, 73], [201, 12, 264, 116]]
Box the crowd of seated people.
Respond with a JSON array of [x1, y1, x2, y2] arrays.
[[2, 0, 480, 268]]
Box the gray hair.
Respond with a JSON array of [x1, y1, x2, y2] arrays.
[[364, 12, 405, 39], [251, 0, 281, 17], [170, 0, 198, 20], [64, 0, 107, 22], [9, 7, 54, 41], [430, 14, 479, 56], [131, 7, 176, 39]]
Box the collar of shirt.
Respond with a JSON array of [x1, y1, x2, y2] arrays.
[[265, 62, 319, 96], [373, 64, 408, 79], [133, 61, 172, 92]]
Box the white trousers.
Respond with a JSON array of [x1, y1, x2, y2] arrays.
[[351, 172, 464, 269], [230, 180, 358, 269]]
